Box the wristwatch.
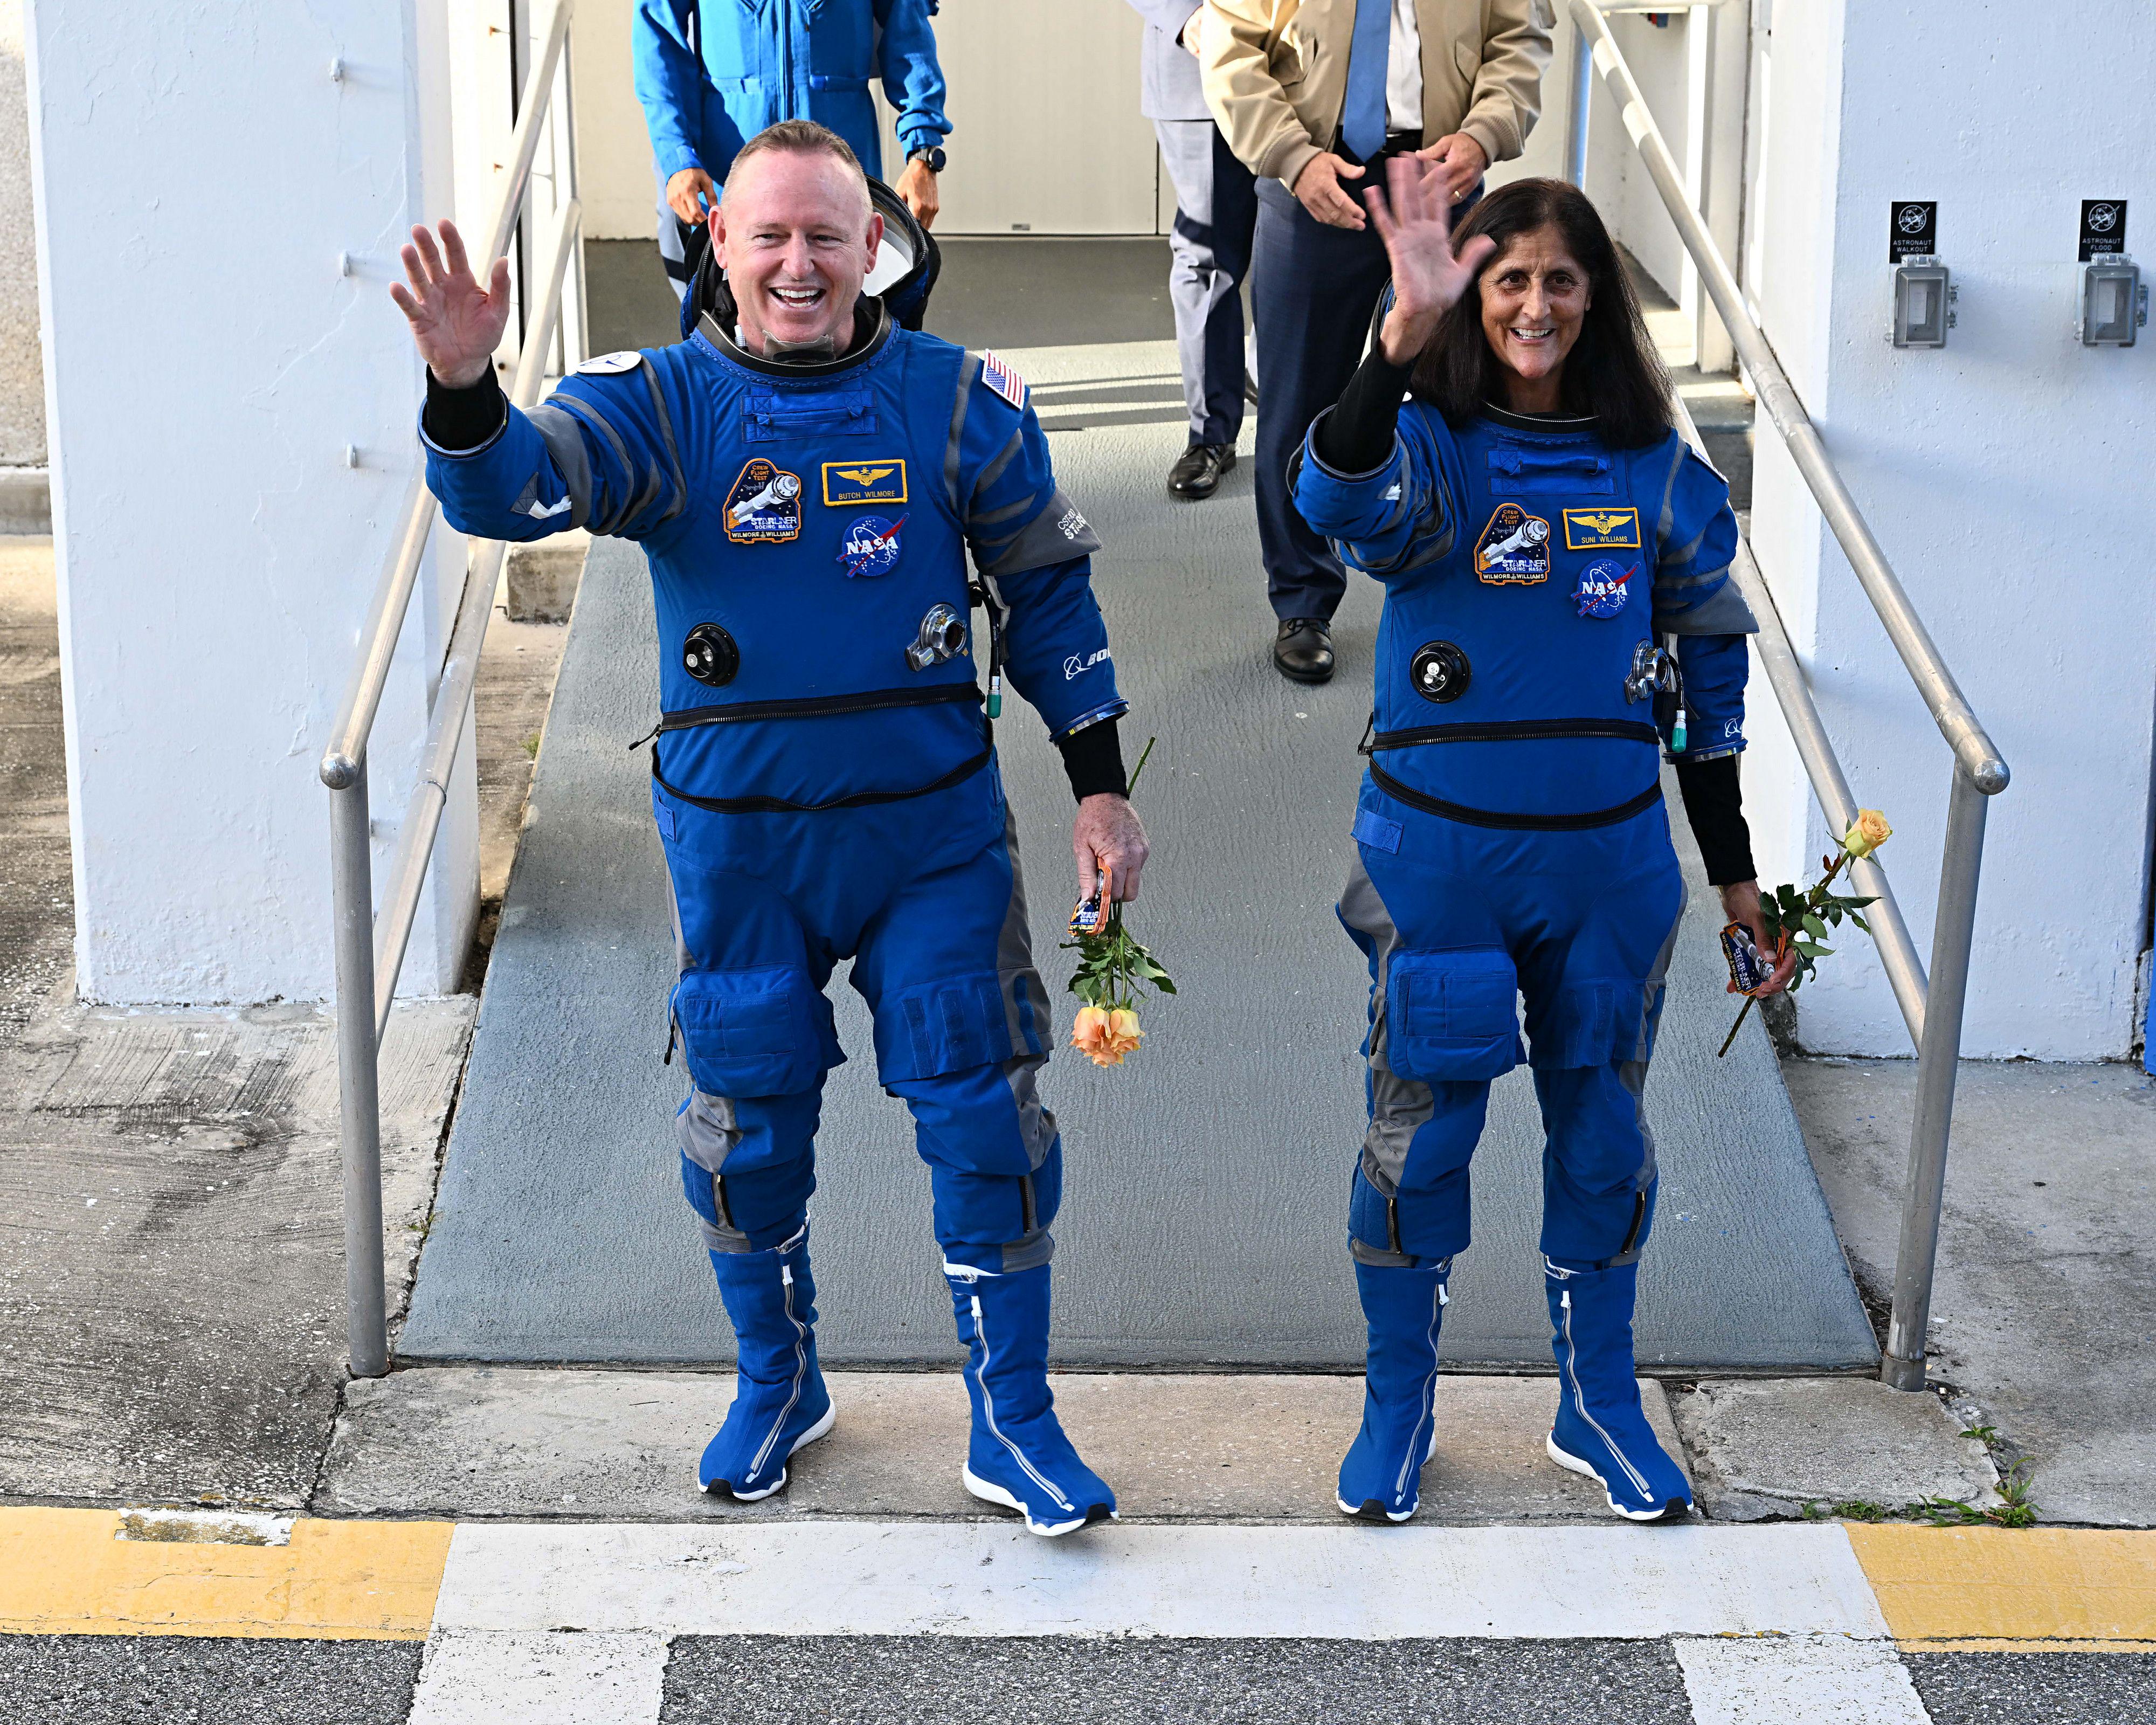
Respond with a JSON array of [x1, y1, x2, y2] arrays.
[[907, 145, 946, 174]]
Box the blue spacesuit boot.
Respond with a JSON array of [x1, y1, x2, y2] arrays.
[[1338, 1258, 1453, 1522], [1543, 1258, 1692, 1521], [945, 1264, 1116, 1536], [699, 1232, 835, 1501]]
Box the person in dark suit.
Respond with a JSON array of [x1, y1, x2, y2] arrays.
[[1129, 2, 1257, 500], [1204, 0, 1553, 683]]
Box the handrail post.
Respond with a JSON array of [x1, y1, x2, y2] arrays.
[[1564, 18, 1593, 187], [328, 762, 389, 1378], [1880, 768, 1989, 1389]]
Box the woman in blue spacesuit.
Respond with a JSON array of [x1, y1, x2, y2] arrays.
[[1293, 169, 1796, 1524]]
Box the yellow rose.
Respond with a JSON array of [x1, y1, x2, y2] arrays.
[[1105, 1008, 1144, 1060], [1842, 809, 1892, 860]]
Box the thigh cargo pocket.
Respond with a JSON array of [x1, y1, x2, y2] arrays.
[[873, 971, 1038, 1085], [671, 965, 827, 1098], [1528, 979, 1650, 1070], [1384, 948, 1522, 1082]]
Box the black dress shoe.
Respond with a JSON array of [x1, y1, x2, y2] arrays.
[[1167, 441, 1236, 500], [1273, 617, 1335, 684]]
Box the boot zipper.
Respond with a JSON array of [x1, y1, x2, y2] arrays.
[[748, 1262, 810, 1480], [1394, 1279, 1449, 1498], [970, 1292, 1074, 1513], [1559, 1288, 1651, 1498]]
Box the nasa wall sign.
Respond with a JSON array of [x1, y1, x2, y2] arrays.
[[2079, 199, 2127, 261], [1889, 201, 1937, 261]]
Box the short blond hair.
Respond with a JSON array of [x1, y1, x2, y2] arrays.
[[723, 120, 870, 209]]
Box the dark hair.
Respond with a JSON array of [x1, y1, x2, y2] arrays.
[[1407, 178, 1672, 448]]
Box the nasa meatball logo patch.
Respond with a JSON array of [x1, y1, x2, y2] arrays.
[[724, 459, 802, 544], [838, 513, 904, 579], [1574, 558, 1636, 618], [1473, 503, 1551, 584]]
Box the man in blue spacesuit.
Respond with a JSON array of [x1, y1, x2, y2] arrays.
[[392, 120, 1145, 1537], [1291, 169, 1793, 1524], [635, 0, 949, 298]]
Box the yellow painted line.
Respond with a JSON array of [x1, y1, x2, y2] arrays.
[[1849, 1524, 2156, 1647], [0, 1508, 454, 1640]]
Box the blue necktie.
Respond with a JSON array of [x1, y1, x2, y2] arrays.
[[1342, 0, 1393, 164]]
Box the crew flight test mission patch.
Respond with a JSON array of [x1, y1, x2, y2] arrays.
[[1474, 503, 1551, 584], [724, 459, 803, 544]]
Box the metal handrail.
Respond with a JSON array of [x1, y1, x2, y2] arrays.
[[1563, 0, 2006, 1391], [319, 0, 578, 1378], [1567, 1, 2007, 795]]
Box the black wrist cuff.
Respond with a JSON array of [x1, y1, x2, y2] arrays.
[[423, 368, 508, 452], [1056, 716, 1127, 802], [1313, 347, 1416, 472], [1673, 752, 1757, 887]]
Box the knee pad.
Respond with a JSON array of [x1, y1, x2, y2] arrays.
[[1349, 1154, 1470, 1266], [918, 1059, 1062, 1272], [676, 1089, 818, 1253]]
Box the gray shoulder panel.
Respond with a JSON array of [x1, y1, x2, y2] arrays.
[[525, 403, 594, 532], [975, 489, 1102, 577], [1655, 572, 1758, 635]]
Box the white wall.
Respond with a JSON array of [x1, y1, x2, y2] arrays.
[[570, 0, 656, 239], [26, 0, 476, 1004], [1741, 0, 2156, 1059]]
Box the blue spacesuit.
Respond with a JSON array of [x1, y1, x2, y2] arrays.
[[1294, 395, 1753, 1523], [635, 0, 949, 293], [423, 299, 1124, 1536]]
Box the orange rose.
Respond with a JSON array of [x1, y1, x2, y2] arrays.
[[1072, 1004, 1144, 1067], [1071, 1005, 1117, 1065]]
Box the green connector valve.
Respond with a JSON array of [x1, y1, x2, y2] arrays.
[[1672, 707, 1688, 753]]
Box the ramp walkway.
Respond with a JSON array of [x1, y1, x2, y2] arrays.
[[399, 329, 1876, 1374]]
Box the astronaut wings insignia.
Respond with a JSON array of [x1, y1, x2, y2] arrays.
[[1563, 506, 1642, 551], [1474, 503, 1552, 584], [821, 459, 908, 506]]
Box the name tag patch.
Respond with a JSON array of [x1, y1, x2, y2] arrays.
[[823, 459, 907, 506], [725, 458, 802, 544], [1563, 506, 1641, 551], [1474, 503, 1551, 584]]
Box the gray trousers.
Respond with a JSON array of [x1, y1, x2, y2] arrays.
[[1154, 118, 1258, 447]]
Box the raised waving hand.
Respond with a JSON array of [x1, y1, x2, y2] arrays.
[[389, 220, 512, 388], [1364, 155, 1498, 366]]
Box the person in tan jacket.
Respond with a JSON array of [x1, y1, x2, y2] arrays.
[[1200, 0, 1552, 682]]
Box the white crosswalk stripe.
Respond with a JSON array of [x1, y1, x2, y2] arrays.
[[407, 1628, 667, 1725], [1675, 1634, 1934, 1724]]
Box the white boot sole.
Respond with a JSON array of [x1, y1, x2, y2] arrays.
[[962, 1465, 1116, 1538], [1545, 1431, 1690, 1523], [705, 1402, 838, 1502], [1335, 1423, 1439, 1522]]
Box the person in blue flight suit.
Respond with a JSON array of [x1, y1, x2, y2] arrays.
[[1291, 169, 1798, 1523], [636, 0, 950, 300], [390, 120, 1148, 1537]]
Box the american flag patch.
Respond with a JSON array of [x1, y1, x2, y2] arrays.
[[978, 350, 1028, 411]]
